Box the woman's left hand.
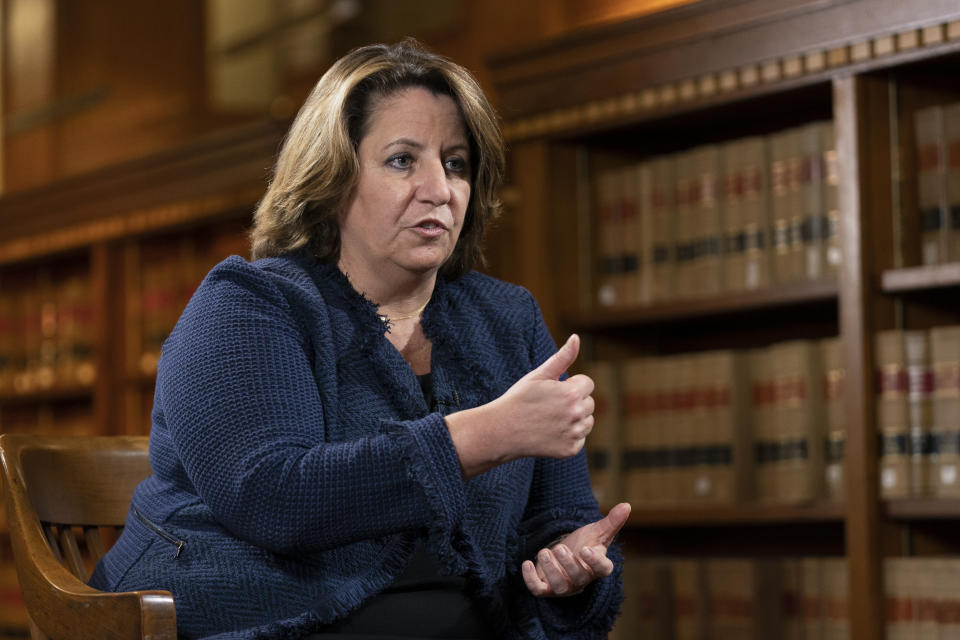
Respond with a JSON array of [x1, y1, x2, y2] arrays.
[[521, 502, 631, 597]]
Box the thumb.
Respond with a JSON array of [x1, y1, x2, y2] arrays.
[[530, 334, 580, 381], [593, 502, 632, 546]]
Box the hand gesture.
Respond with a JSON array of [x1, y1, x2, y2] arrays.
[[490, 334, 595, 459], [521, 502, 631, 597], [445, 334, 595, 477]]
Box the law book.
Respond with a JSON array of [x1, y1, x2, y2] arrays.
[[780, 558, 804, 640], [676, 352, 701, 504], [915, 557, 940, 640], [648, 156, 677, 303], [705, 559, 756, 638], [595, 168, 622, 307], [665, 354, 691, 505], [944, 102, 960, 262], [904, 330, 933, 497], [721, 139, 747, 292], [648, 357, 674, 506], [935, 558, 960, 638], [740, 136, 772, 291], [914, 105, 948, 265], [768, 340, 825, 503], [617, 556, 673, 640], [673, 559, 707, 640], [673, 150, 697, 298], [821, 558, 849, 640], [621, 357, 649, 507], [750, 347, 779, 503], [821, 121, 842, 277], [36, 270, 58, 391], [56, 272, 97, 388], [876, 330, 911, 499], [583, 360, 622, 506], [930, 325, 960, 497], [799, 122, 829, 281], [15, 279, 42, 394], [821, 337, 846, 502], [139, 245, 185, 376], [885, 557, 914, 640], [692, 145, 724, 297], [800, 557, 825, 639], [635, 161, 655, 306], [619, 164, 642, 307], [770, 128, 804, 284], [703, 350, 752, 504]]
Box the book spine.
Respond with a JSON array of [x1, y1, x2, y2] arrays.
[[914, 105, 948, 265], [821, 122, 842, 276], [650, 156, 676, 302], [585, 361, 622, 506], [876, 330, 911, 498], [943, 102, 960, 262], [821, 337, 846, 502], [930, 325, 960, 497], [905, 330, 933, 497], [742, 136, 772, 290], [722, 139, 746, 293]]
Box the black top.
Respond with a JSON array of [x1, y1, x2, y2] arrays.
[[313, 373, 493, 639]]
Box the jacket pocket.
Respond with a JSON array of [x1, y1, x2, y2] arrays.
[[131, 505, 186, 558]]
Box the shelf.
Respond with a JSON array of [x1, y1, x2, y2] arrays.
[[565, 280, 838, 330], [884, 499, 960, 520], [881, 263, 960, 293], [0, 386, 94, 406], [625, 502, 846, 527]]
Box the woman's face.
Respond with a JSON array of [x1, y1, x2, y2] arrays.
[[338, 86, 471, 281]]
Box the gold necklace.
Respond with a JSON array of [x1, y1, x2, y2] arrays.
[[378, 298, 430, 323]]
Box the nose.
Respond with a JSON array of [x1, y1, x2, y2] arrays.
[[417, 158, 451, 206]]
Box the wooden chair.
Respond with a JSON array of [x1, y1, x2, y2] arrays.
[[0, 434, 176, 639]]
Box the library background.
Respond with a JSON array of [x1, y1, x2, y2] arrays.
[[1, 0, 960, 637]]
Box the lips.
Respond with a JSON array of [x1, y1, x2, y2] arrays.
[[414, 218, 447, 231]]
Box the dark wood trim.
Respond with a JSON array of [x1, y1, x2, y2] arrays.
[[835, 74, 884, 640], [489, 0, 960, 122], [563, 281, 838, 329]]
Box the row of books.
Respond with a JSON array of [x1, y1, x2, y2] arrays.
[[914, 102, 960, 266], [585, 338, 844, 508], [0, 269, 97, 396], [613, 555, 960, 640], [135, 229, 248, 375], [613, 556, 848, 639], [587, 324, 960, 508], [594, 120, 840, 309], [876, 325, 960, 499]]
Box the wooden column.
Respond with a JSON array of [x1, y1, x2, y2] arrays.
[[834, 73, 893, 640]]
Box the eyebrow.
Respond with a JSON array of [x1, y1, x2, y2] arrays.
[[382, 138, 469, 153]]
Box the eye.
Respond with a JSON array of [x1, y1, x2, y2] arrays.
[[387, 152, 413, 170], [444, 155, 469, 175]]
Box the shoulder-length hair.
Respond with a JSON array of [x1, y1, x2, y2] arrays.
[[250, 39, 505, 280]]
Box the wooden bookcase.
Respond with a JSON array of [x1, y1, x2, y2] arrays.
[[0, 120, 285, 632], [488, 1, 960, 638]]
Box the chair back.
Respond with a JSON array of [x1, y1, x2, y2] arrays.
[[0, 433, 176, 640]]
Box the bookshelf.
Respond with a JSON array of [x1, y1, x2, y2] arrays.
[[0, 121, 286, 632], [489, 1, 960, 638]]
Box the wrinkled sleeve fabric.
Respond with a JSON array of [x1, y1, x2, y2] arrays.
[[156, 257, 466, 555], [510, 291, 624, 638]]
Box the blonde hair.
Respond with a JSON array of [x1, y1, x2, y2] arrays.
[[250, 39, 505, 280]]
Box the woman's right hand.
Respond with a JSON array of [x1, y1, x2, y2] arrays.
[[445, 334, 594, 478]]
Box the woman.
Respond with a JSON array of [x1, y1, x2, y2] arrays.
[[90, 39, 629, 639]]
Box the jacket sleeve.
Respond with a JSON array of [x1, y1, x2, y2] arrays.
[[155, 257, 466, 555], [510, 292, 624, 638]]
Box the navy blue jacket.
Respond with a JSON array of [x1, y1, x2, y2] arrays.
[[90, 250, 622, 639]]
